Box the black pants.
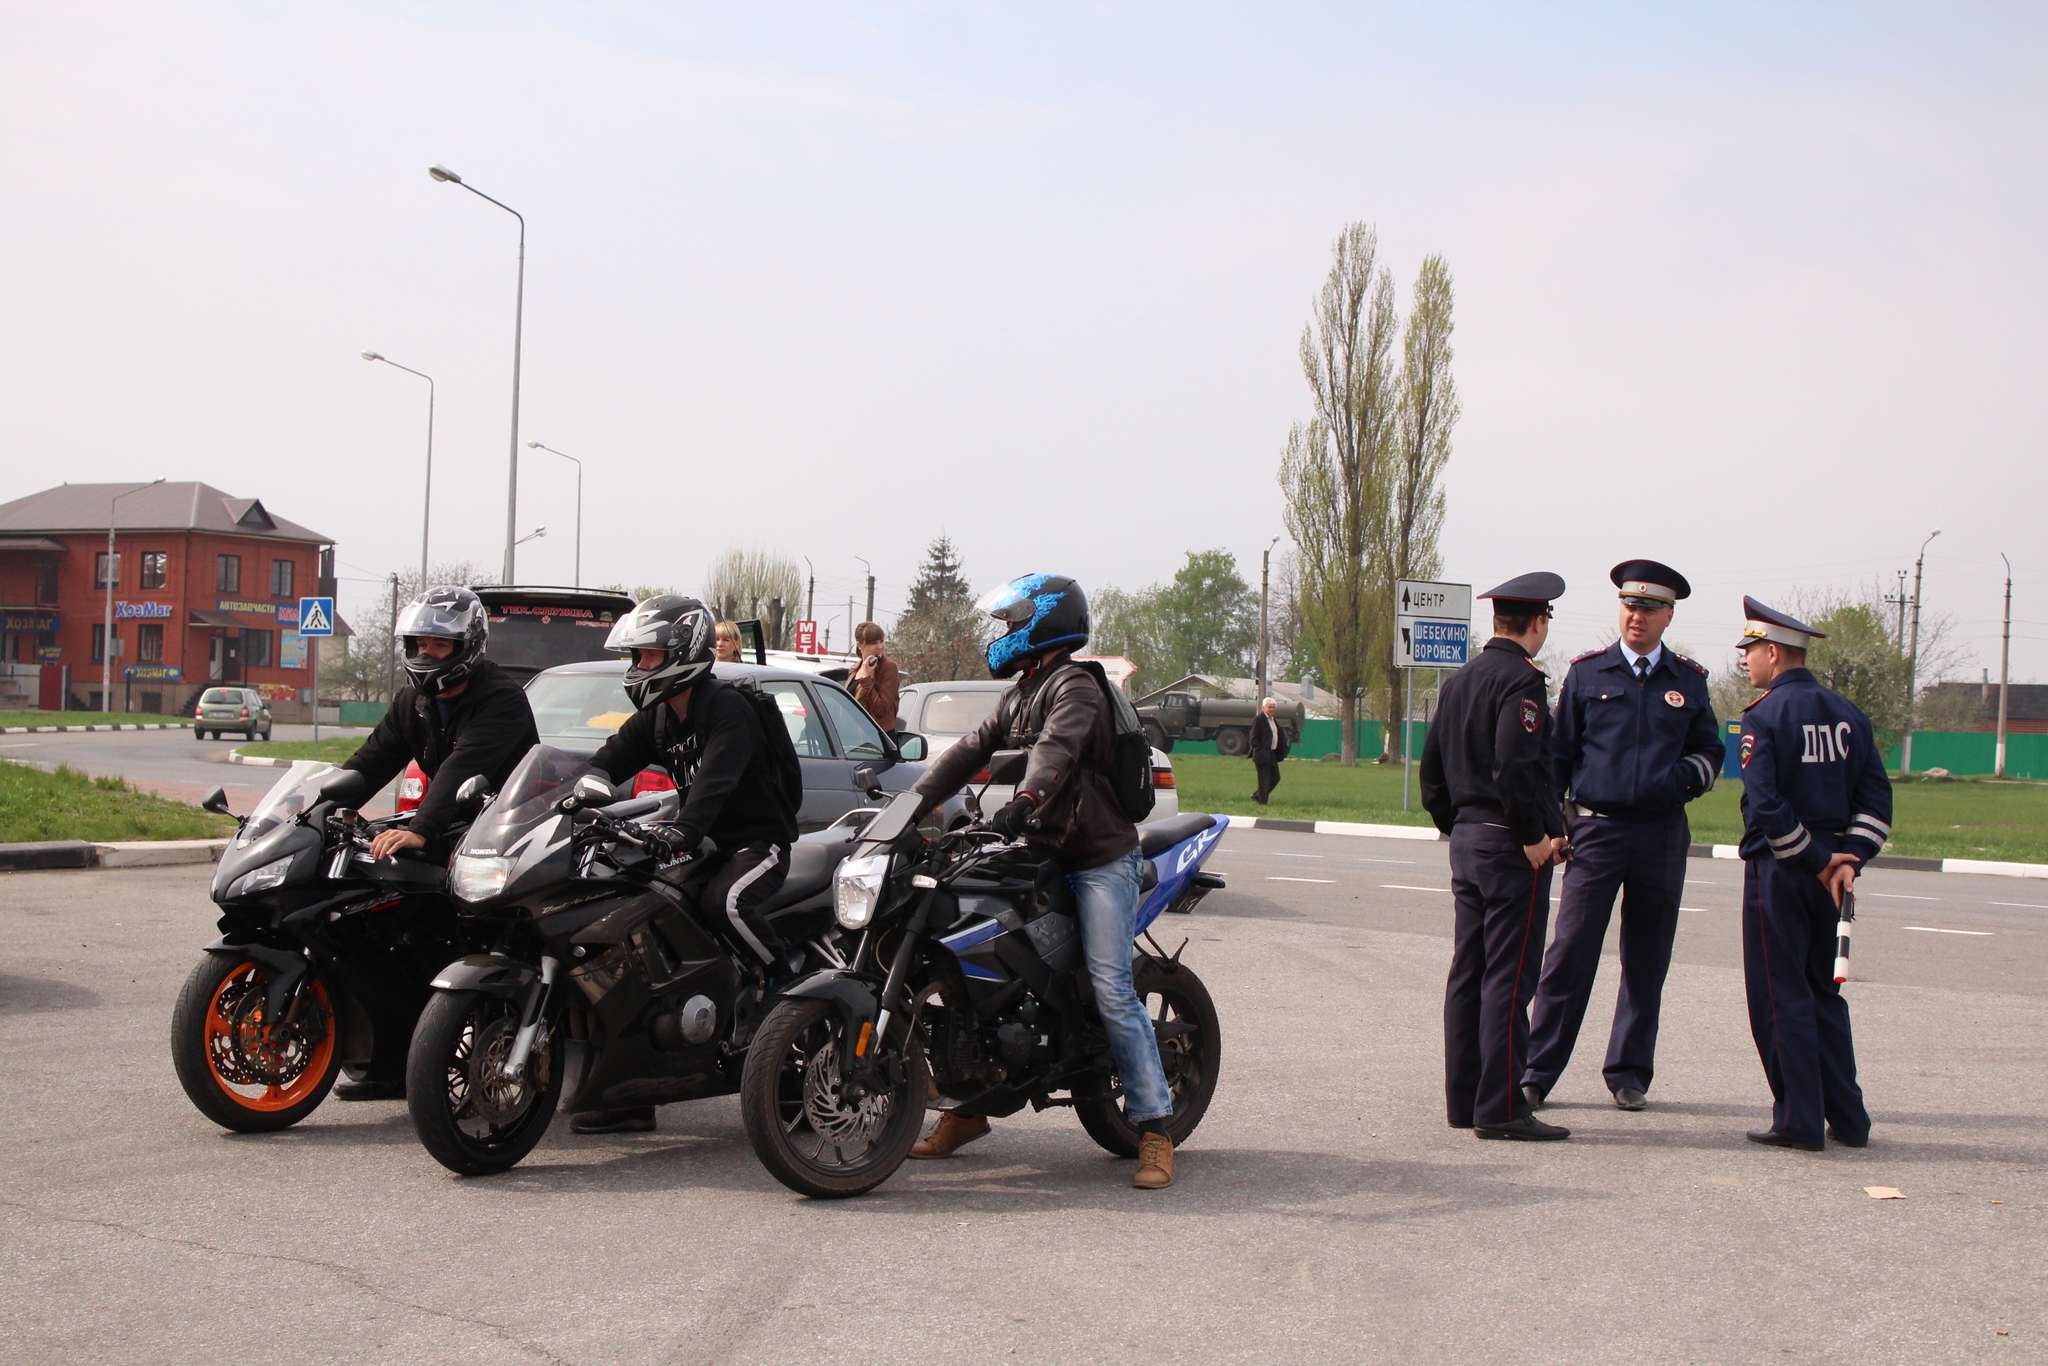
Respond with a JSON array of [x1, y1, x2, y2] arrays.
[[1523, 811, 1688, 1096], [1254, 760, 1281, 804], [1743, 857, 1868, 1145], [1445, 824, 1555, 1128], [668, 844, 791, 967]]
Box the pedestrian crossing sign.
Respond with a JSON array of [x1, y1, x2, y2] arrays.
[[297, 596, 336, 637]]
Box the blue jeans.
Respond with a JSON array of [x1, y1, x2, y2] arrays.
[[1070, 847, 1175, 1124]]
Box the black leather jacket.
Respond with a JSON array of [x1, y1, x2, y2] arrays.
[[342, 659, 539, 840]]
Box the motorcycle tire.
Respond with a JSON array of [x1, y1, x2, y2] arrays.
[[406, 990, 564, 1177], [1074, 956, 1221, 1158], [740, 996, 930, 1199], [170, 953, 343, 1132]]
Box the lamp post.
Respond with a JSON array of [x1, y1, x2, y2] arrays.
[[1996, 552, 2013, 778], [1900, 527, 1940, 775], [803, 556, 816, 627], [1257, 534, 1280, 702], [514, 527, 547, 549], [428, 164, 526, 586], [361, 352, 435, 584], [856, 556, 875, 627], [102, 479, 164, 713], [526, 442, 582, 586]]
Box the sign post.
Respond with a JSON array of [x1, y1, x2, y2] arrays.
[[1394, 580, 1472, 811], [298, 596, 335, 741]]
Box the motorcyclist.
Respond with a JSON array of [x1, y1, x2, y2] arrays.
[[903, 574, 1180, 1190], [334, 585, 540, 1099], [571, 594, 802, 1135]]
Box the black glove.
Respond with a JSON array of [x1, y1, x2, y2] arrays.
[[988, 796, 1034, 839], [645, 825, 697, 864]]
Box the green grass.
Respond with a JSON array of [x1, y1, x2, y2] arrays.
[[240, 736, 366, 763], [0, 711, 190, 728], [1170, 753, 2048, 864], [0, 762, 236, 843]]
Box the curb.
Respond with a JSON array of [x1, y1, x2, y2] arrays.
[[1219, 815, 2048, 880], [0, 722, 193, 734], [0, 838, 229, 872], [227, 747, 294, 768]]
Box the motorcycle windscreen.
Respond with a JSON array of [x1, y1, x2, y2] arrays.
[[456, 745, 599, 858], [856, 789, 923, 847], [235, 761, 341, 849]]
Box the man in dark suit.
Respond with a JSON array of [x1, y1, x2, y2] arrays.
[[1250, 696, 1290, 804]]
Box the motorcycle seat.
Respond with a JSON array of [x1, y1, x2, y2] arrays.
[[760, 829, 856, 913], [1137, 813, 1217, 859]]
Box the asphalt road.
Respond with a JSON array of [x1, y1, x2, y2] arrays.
[[0, 826, 2042, 1364], [0, 724, 384, 815]]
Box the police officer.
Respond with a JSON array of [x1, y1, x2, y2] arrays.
[[1521, 561, 1724, 1113], [1420, 573, 1571, 1141], [1733, 598, 1891, 1150]]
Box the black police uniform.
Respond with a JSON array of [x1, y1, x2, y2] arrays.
[[1419, 573, 1568, 1134], [1734, 599, 1891, 1148], [1523, 562, 1724, 1104]]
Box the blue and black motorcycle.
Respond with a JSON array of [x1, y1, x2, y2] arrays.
[[739, 752, 1227, 1197]]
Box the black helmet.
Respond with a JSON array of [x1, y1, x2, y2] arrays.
[[978, 573, 1090, 679], [396, 587, 488, 697], [605, 595, 717, 709]]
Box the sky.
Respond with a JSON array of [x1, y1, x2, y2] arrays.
[[3, 2, 2044, 679]]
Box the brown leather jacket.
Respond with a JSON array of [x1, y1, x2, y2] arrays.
[[912, 656, 1138, 870], [850, 653, 900, 731]]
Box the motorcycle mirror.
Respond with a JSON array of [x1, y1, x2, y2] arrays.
[[852, 764, 885, 798], [574, 774, 615, 804], [318, 769, 371, 806], [985, 749, 1028, 785], [200, 786, 232, 817], [455, 773, 491, 804]]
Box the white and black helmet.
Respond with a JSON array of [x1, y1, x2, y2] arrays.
[[397, 586, 489, 697], [606, 595, 717, 709]]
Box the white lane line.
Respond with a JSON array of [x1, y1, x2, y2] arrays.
[[1351, 858, 1417, 865], [1380, 884, 1450, 893], [1681, 907, 1707, 913], [1690, 880, 1719, 885], [1267, 876, 1335, 884], [1868, 893, 1938, 901], [1271, 852, 1324, 859], [1903, 926, 1992, 936], [1991, 902, 2048, 909]]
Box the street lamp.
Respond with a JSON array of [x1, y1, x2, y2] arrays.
[[428, 163, 527, 586], [514, 526, 547, 548], [855, 556, 874, 627], [1257, 533, 1281, 702], [103, 478, 164, 713], [362, 351, 435, 585], [526, 441, 582, 586], [1900, 527, 1941, 774]]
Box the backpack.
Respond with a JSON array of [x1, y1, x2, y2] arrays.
[[722, 675, 805, 816], [1001, 659, 1156, 823]]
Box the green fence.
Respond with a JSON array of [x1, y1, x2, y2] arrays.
[[338, 701, 389, 728]]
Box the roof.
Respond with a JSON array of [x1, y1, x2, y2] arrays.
[[1924, 681, 2048, 723], [0, 482, 332, 544]]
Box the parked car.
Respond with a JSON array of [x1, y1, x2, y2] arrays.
[[895, 677, 1179, 819], [194, 686, 272, 742], [471, 585, 637, 685], [1133, 688, 1303, 756]]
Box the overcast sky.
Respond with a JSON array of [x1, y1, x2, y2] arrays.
[[4, 3, 2043, 679]]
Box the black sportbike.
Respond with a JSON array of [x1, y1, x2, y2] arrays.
[[405, 745, 863, 1175], [169, 763, 466, 1132], [739, 751, 1226, 1198]]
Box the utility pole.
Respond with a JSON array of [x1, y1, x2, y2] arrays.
[[1996, 552, 2013, 778], [856, 557, 875, 627], [385, 573, 400, 704], [803, 556, 816, 626], [1257, 535, 1279, 702], [1884, 570, 1909, 645], [1901, 528, 1940, 775]]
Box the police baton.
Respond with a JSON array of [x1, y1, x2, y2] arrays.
[[1832, 888, 1857, 984]]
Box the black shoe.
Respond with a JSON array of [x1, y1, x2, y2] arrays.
[[570, 1106, 657, 1134], [1746, 1128, 1823, 1152], [1612, 1087, 1647, 1111], [1475, 1116, 1570, 1141], [1827, 1126, 1869, 1148], [332, 1077, 405, 1101], [1520, 1083, 1547, 1111], [1448, 1116, 1474, 1130]]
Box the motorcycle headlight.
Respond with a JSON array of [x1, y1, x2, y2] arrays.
[[226, 854, 296, 900], [449, 854, 514, 903], [833, 852, 891, 929]]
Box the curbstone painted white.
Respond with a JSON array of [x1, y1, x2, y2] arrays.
[[1939, 857, 2048, 879], [227, 747, 294, 768], [0, 722, 194, 734], [94, 839, 230, 868]]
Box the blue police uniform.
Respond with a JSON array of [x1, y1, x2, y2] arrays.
[[1734, 598, 1891, 1150]]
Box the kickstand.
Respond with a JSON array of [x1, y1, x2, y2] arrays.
[[1142, 931, 1188, 968]]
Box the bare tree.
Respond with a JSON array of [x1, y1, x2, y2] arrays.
[[1279, 223, 1400, 765], [705, 548, 803, 648]]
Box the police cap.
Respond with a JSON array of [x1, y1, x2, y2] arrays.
[[1610, 559, 1690, 608], [1733, 596, 1826, 650], [1478, 572, 1565, 612]]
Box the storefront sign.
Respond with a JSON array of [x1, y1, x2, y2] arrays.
[[124, 665, 183, 682], [216, 599, 277, 616], [276, 604, 300, 629], [255, 683, 299, 702], [115, 601, 173, 619], [2, 610, 59, 633], [35, 645, 61, 663], [280, 632, 307, 669]]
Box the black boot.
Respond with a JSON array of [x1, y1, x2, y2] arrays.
[[570, 1106, 657, 1134], [333, 1076, 405, 1101]]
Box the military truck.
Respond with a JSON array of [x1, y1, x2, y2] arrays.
[[1134, 688, 1305, 756]]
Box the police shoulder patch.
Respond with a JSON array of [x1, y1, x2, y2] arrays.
[[1520, 697, 1540, 732], [1674, 652, 1707, 676], [1570, 647, 1606, 665], [1739, 732, 1755, 768]]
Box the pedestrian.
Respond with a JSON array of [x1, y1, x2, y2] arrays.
[[1732, 598, 1891, 1151], [714, 619, 744, 664], [1420, 572, 1571, 1141], [1521, 561, 1725, 1114], [1250, 696, 1290, 805], [849, 620, 900, 731]]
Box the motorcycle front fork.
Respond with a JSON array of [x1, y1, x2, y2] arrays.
[[500, 955, 560, 1082]]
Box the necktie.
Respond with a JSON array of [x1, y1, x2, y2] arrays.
[[1635, 657, 1651, 680]]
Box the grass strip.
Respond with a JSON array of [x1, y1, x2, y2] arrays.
[[238, 737, 367, 763], [0, 712, 190, 729], [0, 761, 236, 844]]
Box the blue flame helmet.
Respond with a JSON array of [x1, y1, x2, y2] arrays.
[[978, 573, 1091, 679]]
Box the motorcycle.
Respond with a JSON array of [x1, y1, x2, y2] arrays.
[[169, 762, 466, 1132], [739, 751, 1227, 1198], [405, 745, 862, 1176]]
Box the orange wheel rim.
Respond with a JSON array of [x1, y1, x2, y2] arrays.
[[202, 961, 335, 1112]]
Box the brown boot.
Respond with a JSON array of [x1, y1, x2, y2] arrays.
[[908, 1112, 990, 1159], [1133, 1132, 1174, 1189]]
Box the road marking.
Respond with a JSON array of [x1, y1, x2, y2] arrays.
[[1868, 893, 1937, 901], [1903, 926, 1992, 936], [1380, 884, 1450, 893], [1681, 907, 1707, 913], [1267, 876, 1335, 884], [1690, 880, 1719, 886], [1271, 852, 1324, 859], [1990, 902, 2048, 910], [1351, 858, 1417, 865]]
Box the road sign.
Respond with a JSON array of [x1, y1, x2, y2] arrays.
[[297, 596, 335, 637], [1395, 579, 1471, 669], [794, 619, 818, 653]]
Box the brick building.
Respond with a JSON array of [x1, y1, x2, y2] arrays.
[[0, 481, 341, 719], [1923, 680, 2048, 735]]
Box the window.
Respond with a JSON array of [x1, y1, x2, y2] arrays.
[[34, 555, 59, 605], [916, 689, 1002, 736], [761, 681, 833, 758], [241, 628, 272, 669], [138, 623, 164, 663], [94, 551, 120, 589], [816, 683, 888, 759], [271, 558, 294, 599], [141, 552, 168, 590], [92, 624, 119, 663], [216, 554, 241, 593]]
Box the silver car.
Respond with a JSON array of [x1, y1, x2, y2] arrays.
[[194, 686, 272, 742]]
